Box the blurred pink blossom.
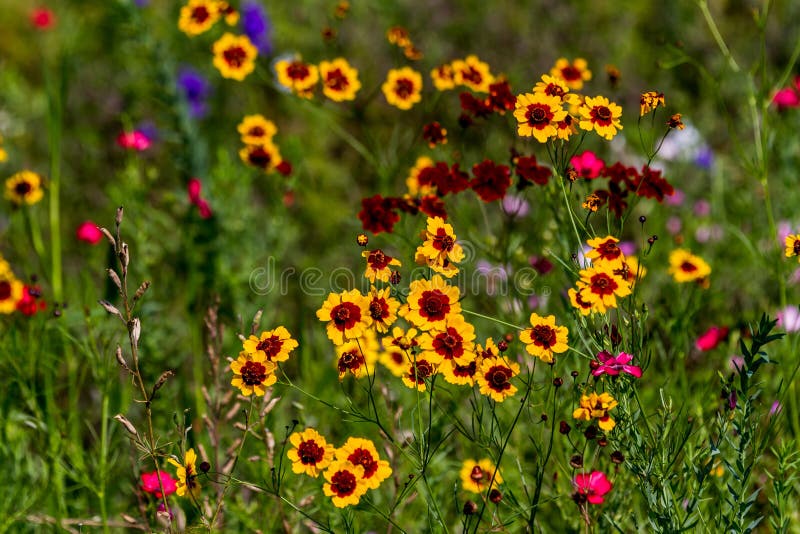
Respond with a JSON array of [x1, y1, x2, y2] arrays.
[[777, 306, 800, 332], [76, 221, 103, 245], [116, 130, 151, 151], [573, 471, 613, 505], [570, 151, 604, 179], [695, 326, 728, 351]]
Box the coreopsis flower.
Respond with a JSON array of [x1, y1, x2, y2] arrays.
[[572, 392, 618, 431], [286, 428, 335, 477], [616, 255, 646, 283], [460, 459, 502, 494], [405, 156, 436, 196], [380, 326, 419, 376], [452, 55, 494, 93], [317, 289, 369, 345], [579, 96, 623, 140], [533, 74, 581, 106], [550, 57, 592, 90], [570, 151, 605, 179], [141, 471, 178, 499], [335, 332, 379, 379], [422, 122, 447, 148], [322, 460, 368, 508], [319, 58, 361, 101], [582, 194, 601, 213], [402, 275, 462, 331], [0, 271, 23, 314], [785, 234, 800, 261], [231, 350, 277, 396], [470, 160, 511, 203], [217, 1, 238, 25], [178, 0, 220, 36], [275, 59, 319, 97], [592, 351, 642, 378], [694, 326, 729, 351], [630, 165, 674, 202], [386, 25, 410, 47], [242, 326, 298, 363], [667, 113, 685, 130], [605, 64, 621, 87], [568, 286, 594, 316], [519, 313, 569, 363], [335, 437, 392, 490], [418, 314, 475, 366], [576, 265, 631, 313], [477, 356, 520, 402], [239, 141, 282, 172], [431, 63, 456, 91], [212, 33, 258, 81], [514, 154, 552, 186], [640, 91, 665, 116], [585, 235, 625, 269], [400, 356, 437, 391], [415, 216, 465, 277], [382, 67, 423, 110], [513, 93, 567, 143], [358, 194, 400, 234], [364, 286, 400, 333], [168, 448, 201, 497], [573, 471, 613, 504], [76, 221, 103, 245], [5, 171, 44, 206], [440, 350, 479, 386], [420, 195, 447, 219], [668, 249, 711, 284], [362, 249, 401, 283], [237, 114, 277, 145], [487, 80, 517, 113]]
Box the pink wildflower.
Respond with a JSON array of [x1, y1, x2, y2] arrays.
[[76, 221, 104, 245], [141, 470, 178, 499], [116, 130, 151, 151], [570, 151, 604, 179], [695, 326, 728, 351], [573, 471, 613, 505], [592, 351, 642, 378]]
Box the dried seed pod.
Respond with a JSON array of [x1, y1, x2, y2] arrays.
[[107, 269, 122, 291], [98, 299, 124, 321], [133, 281, 151, 303], [114, 414, 139, 438], [150, 370, 174, 399]]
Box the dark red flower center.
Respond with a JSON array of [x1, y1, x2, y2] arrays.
[[368, 250, 390, 270], [247, 147, 273, 168], [461, 66, 483, 85], [545, 83, 565, 97], [793, 240, 800, 255], [14, 181, 32, 196], [347, 448, 378, 478], [191, 6, 210, 23], [486, 365, 511, 391], [680, 261, 698, 273], [591, 106, 612, 125], [418, 290, 450, 321], [256, 335, 283, 359], [453, 360, 477, 377], [433, 328, 464, 359], [394, 78, 414, 99], [240, 360, 268, 386], [248, 126, 265, 137], [298, 440, 325, 465], [330, 470, 358, 497], [596, 241, 621, 260], [338, 350, 365, 374], [526, 104, 553, 127], [331, 301, 361, 331], [369, 298, 389, 321], [433, 229, 455, 252], [287, 62, 310, 80], [0, 281, 11, 300], [223, 46, 247, 68], [589, 273, 617, 296], [407, 360, 434, 383], [560, 65, 581, 81], [470, 466, 484, 482], [326, 68, 349, 91], [530, 325, 556, 347]]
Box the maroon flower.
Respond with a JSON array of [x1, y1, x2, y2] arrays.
[[459, 92, 492, 119], [630, 166, 674, 202], [358, 194, 400, 234], [487, 80, 516, 113], [514, 155, 552, 186], [420, 195, 448, 219], [422, 122, 447, 148], [471, 160, 511, 202]]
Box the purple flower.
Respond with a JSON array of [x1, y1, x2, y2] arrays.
[[592, 351, 642, 378], [665, 188, 685, 206], [501, 194, 529, 217], [695, 146, 714, 169], [618, 241, 636, 257], [777, 305, 800, 333], [177, 67, 211, 119], [241, 1, 272, 55], [770, 400, 782, 416]]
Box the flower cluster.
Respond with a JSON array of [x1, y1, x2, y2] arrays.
[[386, 25, 422, 61], [230, 326, 298, 396], [287, 429, 392, 508], [276, 57, 361, 102], [237, 114, 291, 175], [569, 236, 635, 316], [0, 253, 44, 316]]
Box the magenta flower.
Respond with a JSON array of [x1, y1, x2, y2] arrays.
[[187, 178, 213, 219], [573, 471, 613, 504], [140, 470, 177, 499], [76, 221, 103, 245], [570, 150, 604, 179], [116, 130, 151, 151], [592, 351, 642, 378], [773, 87, 800, 110], [695, 326, 728, 351]]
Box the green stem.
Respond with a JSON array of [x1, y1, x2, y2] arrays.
[[45, 59, 64, 302], [462, 308, 524, 331]]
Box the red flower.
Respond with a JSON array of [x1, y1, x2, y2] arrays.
[[422, 122, 447, 148], [16, 285, 46, 316], [417, 161, 450, 192], [76, 221, 104, 245], [116, 130, 151, 151], [471, 160, 511, 202], [31, 7, 56, 29], [600, 162, 637, 187], [141, 470, 178, 499], [573, 471, 612, 505], [359, 195, 400, 234], [570, 150, 604, 179], [695, 326, 728, 351], [459, 92, 492, 119], [276, 160, 293, 176], [436, 164, 470, 195], [630, 166, 674, 202], [592, 182, 628, 218], [420, 195, 448, 219], [487, 81, 516, 113], [514, 155, 552, 186]]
